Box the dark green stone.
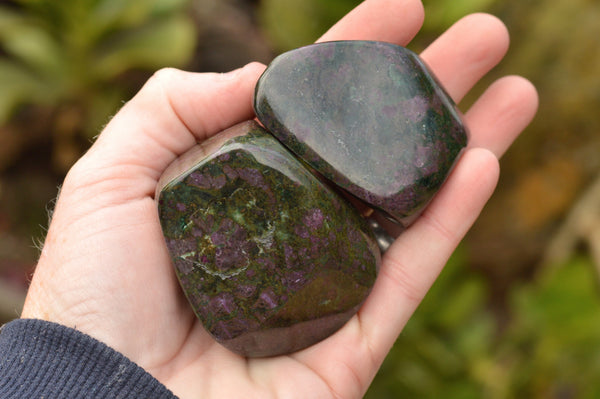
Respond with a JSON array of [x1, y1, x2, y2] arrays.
[[157, 121, 380, 357], [254, 40, 468, 226]]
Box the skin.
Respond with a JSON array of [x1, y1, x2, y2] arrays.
[[22, 1, 539, 398]]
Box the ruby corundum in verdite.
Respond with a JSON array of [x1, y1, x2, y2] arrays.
[[157, 41, 468, 357]]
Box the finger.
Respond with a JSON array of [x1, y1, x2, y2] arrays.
[[465, 75, 539, 157], [69, 62, 266, 197], [317, 0, 425, 45], [358, 147, 500, 367], [291, 149, 499, 397], [421, 13, 510, 104]]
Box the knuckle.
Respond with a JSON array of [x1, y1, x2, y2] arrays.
[[143, 67, 187, 96]]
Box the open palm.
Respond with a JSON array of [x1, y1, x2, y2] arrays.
[[22, 1, 538, 398]]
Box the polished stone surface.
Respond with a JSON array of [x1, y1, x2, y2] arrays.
[[157, 121, 380, 357], [254, 40, 468, 226]]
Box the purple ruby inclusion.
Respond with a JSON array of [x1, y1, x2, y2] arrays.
[[254, 40, 468, 226], [157, 121, 380, 357]]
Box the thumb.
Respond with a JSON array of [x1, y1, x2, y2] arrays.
[[69, 62, 266, 201]]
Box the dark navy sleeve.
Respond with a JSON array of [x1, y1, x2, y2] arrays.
[[0, 318, 178, 398]]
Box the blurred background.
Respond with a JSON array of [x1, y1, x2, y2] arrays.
[[0, 0, 599, 397]]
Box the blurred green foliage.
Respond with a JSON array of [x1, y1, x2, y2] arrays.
[[0, 0, 197, 138], [420, 0, 496, 32], [0, 0, 599, 397], [366, 254, 600, 399], [258, 0, 361, 51], [258, 0, 498, 52]]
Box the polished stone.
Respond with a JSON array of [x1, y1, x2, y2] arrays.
[[254, 40, 468, 226], [157, 121, 380, 357]]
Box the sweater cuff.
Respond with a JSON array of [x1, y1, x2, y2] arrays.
[[0, 318, 177, 398]]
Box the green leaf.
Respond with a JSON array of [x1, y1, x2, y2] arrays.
[[92, 0, 164, 32], [258, 0, 361, 51], [504, 257, 600, 396], [0, 60, 54, 124], [422, 0, 498, 31], [0, 22, 65, 77], [92, 15, 197, 80], [0, 6, 25, 31], [90, 0, 191, 37], [150, 0, 192, 16]]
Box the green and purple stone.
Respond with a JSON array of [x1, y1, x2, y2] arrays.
[[157, 121, 380, 357], [157, 41, 468, 357], [254, 41, 468, 226]]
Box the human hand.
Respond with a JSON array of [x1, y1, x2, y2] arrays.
[[21, 0, 538, 397]]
